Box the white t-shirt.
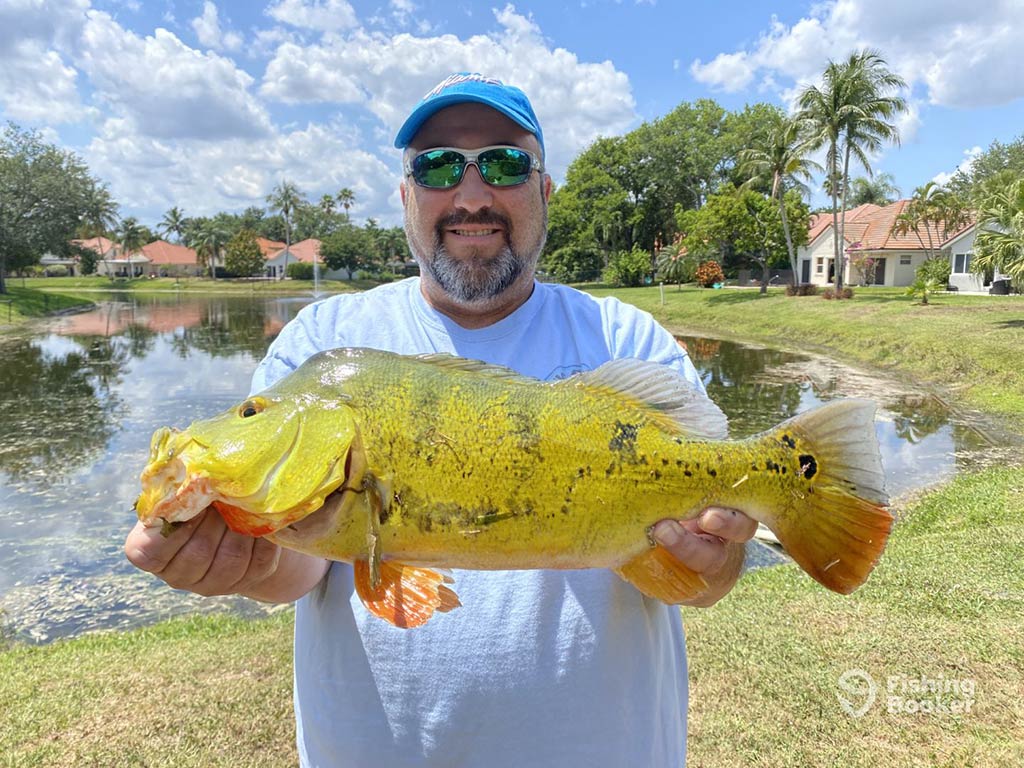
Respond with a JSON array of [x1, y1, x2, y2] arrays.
[[250, 278, 705, 768]]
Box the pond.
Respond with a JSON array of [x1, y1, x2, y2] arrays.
[[0, 292, 1018, 644]]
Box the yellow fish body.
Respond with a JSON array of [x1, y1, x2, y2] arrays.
[[136, 348, 892, 627]]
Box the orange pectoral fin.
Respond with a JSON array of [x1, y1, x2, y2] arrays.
[[353, 560, 462, 629], [614, 545, 708, 604]]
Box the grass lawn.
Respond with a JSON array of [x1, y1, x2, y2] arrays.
[[2, 467, 1020, 766], [587, 284, 1024, 433], [0, 286, 94, 325]]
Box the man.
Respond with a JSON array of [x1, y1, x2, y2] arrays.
[[125, 73, 756, 766]]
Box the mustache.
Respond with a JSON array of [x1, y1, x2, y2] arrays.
[[436, 210, 512, 230]]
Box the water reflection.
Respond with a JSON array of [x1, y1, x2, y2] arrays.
[[0, 299, 1017, 644]]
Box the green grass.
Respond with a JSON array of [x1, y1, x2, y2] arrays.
[[2, 468, 1020, 766], [0, 612, 297, 767], [587, 284, 1024, 432], [0, 286, 94, 325], [684, 465, 1024, 768], [19, 275, 379, 294]]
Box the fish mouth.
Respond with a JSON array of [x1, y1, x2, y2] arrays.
[[136, 428, 214, 527]]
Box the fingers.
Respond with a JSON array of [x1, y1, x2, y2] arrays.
[[650, 507, 756, 576], [692, 506, 758, 543], [124, 509, 281, 597], [652, 520, 728, 575]]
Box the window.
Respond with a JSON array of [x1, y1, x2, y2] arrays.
[[954, 253, 972, 273], [816, 257, 823, 274], [900, 254, 912, 265]]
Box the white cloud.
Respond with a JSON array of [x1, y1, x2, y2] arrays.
[[265, 0, 359, 32], [259, 4, 637, 176], [84, 116, 398, 225], [0, 0, 88, 124], [191, 1, 243, 52], [77, 10, 271, 141], [689, 1, 1024, 109]]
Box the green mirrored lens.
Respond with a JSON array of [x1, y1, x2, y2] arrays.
[[478, 148, 533, 186], [412, 150, 464, 188]]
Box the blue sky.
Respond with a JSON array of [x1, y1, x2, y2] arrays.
[[3, 0, 1023, 228]]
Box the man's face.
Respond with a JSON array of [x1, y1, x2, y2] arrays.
[[401, 103, 552, 306]]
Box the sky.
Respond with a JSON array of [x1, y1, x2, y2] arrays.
[[4, 0, 1023, 229]]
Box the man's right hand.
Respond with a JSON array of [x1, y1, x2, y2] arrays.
[[124, 509, 329, 603]]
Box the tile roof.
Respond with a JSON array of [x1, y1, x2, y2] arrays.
[[269, 238, 321, 263], [808, 200, 976, 252], [71, 236, 117, 256], [256, 237, 287, 256], [140, 239, 199, 265]]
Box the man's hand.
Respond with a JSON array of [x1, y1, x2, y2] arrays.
[[652, 507, 758, 607], [124, 509, 329, 604]]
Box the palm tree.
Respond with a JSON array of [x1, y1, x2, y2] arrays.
[[973, 178, 1024, 282], [192, 221, 229, 279], [739, 113, 822, 287], [849, 173, 900, 206], [891, 181, 969, 261], [267, 180, 303, 279], [798, 49, 907, 290], [319, 194, 336, 217], [81, 183, 119, 239], [116, 216, 148, 279], [159, 206, 187, 243], [336, 188, 355, 220]]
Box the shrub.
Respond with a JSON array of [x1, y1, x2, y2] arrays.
[[44, 265, 69, 277], [694, 260, 725, 288], [841, 287, 854, 299], [602, 247, 651, 287], [917, 257, 951, 287], [785, 283, 819, 296], [543, 244, 603, 283], [821, 287, 835, 300], [286, 262, 315, 280]]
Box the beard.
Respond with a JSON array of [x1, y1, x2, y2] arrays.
[[407, 205, 547, 306]]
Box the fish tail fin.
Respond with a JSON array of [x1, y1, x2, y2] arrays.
[[763, 399, 892, 594], [353, 560, 461, 628], [614, 544, 708, 603]]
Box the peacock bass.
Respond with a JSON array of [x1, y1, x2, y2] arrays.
[[135, 348, 892, 628]]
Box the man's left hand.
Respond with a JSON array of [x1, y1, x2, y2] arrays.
[[652, 507, 758, 607]]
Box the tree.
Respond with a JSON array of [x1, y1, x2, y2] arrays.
[[849, 173, 900, 206], [973, 177, 1024, 282], [319, 194, 337, 217], [224, 228, 266, 277], [192, 220, 229, 278], [78, 183, 119, 239], [336, 188, 355, 219], [0, 123, 107, 293], [115, 216, 148, 279], [890, 181, 969, 261], [798, 49, 907, 290], [948, 134, 1024, 201], [267, 180, 303, 278], [159, 206, 187, 243], [739, 113, 821, 287], [320, 225, 372, 277]]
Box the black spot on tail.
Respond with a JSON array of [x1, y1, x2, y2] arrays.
[[781, 434, 796, 449], [798, 454, 818, 479]]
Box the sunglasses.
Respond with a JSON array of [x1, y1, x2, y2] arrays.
[[405, 145, 544, 189]]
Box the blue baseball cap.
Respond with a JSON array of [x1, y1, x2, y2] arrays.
[[394, 73, 545, 158]]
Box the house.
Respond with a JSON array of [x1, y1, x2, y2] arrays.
[[140, 239, 202, 277], [70, 236, 150, 278], [264, 238, 331, 279], [797, 201, 989, 291]]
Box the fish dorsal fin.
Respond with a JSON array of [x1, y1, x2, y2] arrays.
[[414, 353, 533, 381], [569, 358, 729, 441]]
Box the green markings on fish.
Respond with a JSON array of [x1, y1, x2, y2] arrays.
[[135, 348, 892, 628]]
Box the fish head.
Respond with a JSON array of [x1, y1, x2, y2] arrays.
[[136, 390, 359, 536]]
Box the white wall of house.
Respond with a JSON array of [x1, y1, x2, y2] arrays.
[[944, 228, 984, 292]]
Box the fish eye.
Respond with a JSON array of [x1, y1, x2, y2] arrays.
[[239, 397, 266, 419]]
